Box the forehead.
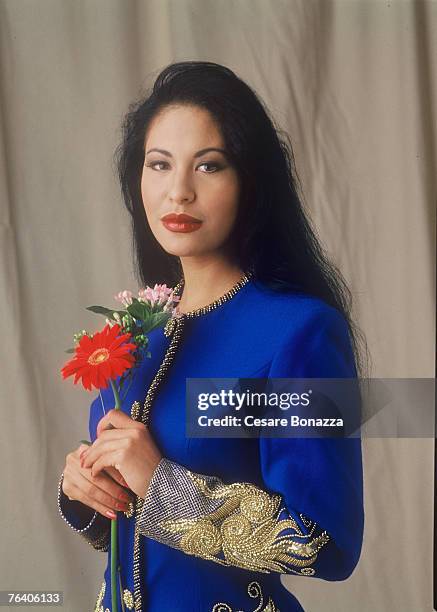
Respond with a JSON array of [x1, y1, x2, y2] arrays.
[[145, 104, 224, 147]]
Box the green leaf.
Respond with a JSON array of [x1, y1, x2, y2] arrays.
[[65, 348, 75, 354], [126, 299, 152, 321], [79, 439, 91, 446], [86, 305, 125, 319], [142, 311, 171, 333]]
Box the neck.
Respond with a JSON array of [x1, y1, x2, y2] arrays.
[[177, 254, 245, 313]]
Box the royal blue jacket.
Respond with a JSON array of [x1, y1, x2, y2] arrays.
[[58, 276, 364, 611]]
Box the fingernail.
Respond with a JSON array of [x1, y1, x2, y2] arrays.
[[106, 510, 117, 519]]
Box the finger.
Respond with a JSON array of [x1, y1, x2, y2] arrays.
[[90, 450, 123, 479], [80, 429, 138, 463], [64, 453, 133, 503], [82, 440, 126, 469], [97, 409, 144, 438], [76, 443, 92, 458], [68, 469, 133, 514], [76, 443, 96, 464], [87, 428, 137, 444], [66, 447, 89, 469], [87, 470, 134, 504], [86, 469, 135, 503], [75, 472, 131, 517], [104, 466, 130, 489]]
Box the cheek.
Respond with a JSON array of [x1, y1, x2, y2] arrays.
[[203, 201, 239, 250], [211, 182, 240, 231], [222, 201, 239, 229], [140, 176, 157, 220]]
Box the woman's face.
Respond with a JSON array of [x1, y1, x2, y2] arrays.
[[141, 104, 240, 260]]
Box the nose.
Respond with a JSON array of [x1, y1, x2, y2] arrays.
[[168, 168, 195, 206]]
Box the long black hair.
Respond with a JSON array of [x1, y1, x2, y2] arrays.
[[115, 60, 369, 377]]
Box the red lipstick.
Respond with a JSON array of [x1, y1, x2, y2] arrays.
[[161, 213, 203, 233]]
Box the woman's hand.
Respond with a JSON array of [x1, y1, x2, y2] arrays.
[[62, 443, 135, 519], [80, 409, 163, 499]]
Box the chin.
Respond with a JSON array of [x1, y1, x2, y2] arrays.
[[160, 239, 222, 259], [152, 225, 229, 259], [153, 230, 204, 257], [162, 244, 209, 258]]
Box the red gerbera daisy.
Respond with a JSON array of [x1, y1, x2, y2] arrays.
[[61, 323, 137, 391]]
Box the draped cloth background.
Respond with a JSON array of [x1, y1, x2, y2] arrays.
[[0, 1, 435, 610]]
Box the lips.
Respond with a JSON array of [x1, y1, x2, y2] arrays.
[[162, 213, 202, 223], [161, 212, 203, 233]]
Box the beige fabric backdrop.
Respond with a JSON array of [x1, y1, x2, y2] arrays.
[[0, 0, 435, 610]]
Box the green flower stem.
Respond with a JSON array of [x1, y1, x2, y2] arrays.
[[109, 378, 122, 612], [110, 378, 122, 410]]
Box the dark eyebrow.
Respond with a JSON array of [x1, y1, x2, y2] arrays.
[[145, 147, 228, 159]]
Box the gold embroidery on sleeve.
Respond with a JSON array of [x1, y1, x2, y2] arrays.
[[159, 471, 330, 574], [212, 581, 279, 611]]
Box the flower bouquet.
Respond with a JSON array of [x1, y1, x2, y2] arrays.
[[60, 284, 180, 612]]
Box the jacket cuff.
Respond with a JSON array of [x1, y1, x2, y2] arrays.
[[137, 458, 330, 574], [57, 472, 110, 552]]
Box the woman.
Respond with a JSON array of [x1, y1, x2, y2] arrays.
[[58, 61, 365, 611]]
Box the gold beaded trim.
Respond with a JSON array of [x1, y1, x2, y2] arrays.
[[298, 567, 316, 576], [130, 271, 253, 612], [94, 580, 105, 612], [123, 588, 134, 610], [131, 400, 141, 421], [133, 495, 145, 611], [171, 270, 253, 319], [142, 314, 185, 422], [123, 501, 135, 519]]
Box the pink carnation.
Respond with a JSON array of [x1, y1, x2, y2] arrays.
[[138, 284, 180, 313], [114, 290, 134, 306]]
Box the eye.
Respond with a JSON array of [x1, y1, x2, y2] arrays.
[[145, 160, 224, 173], [145, 160, 169, 171], [197, 162, 222, 173]]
